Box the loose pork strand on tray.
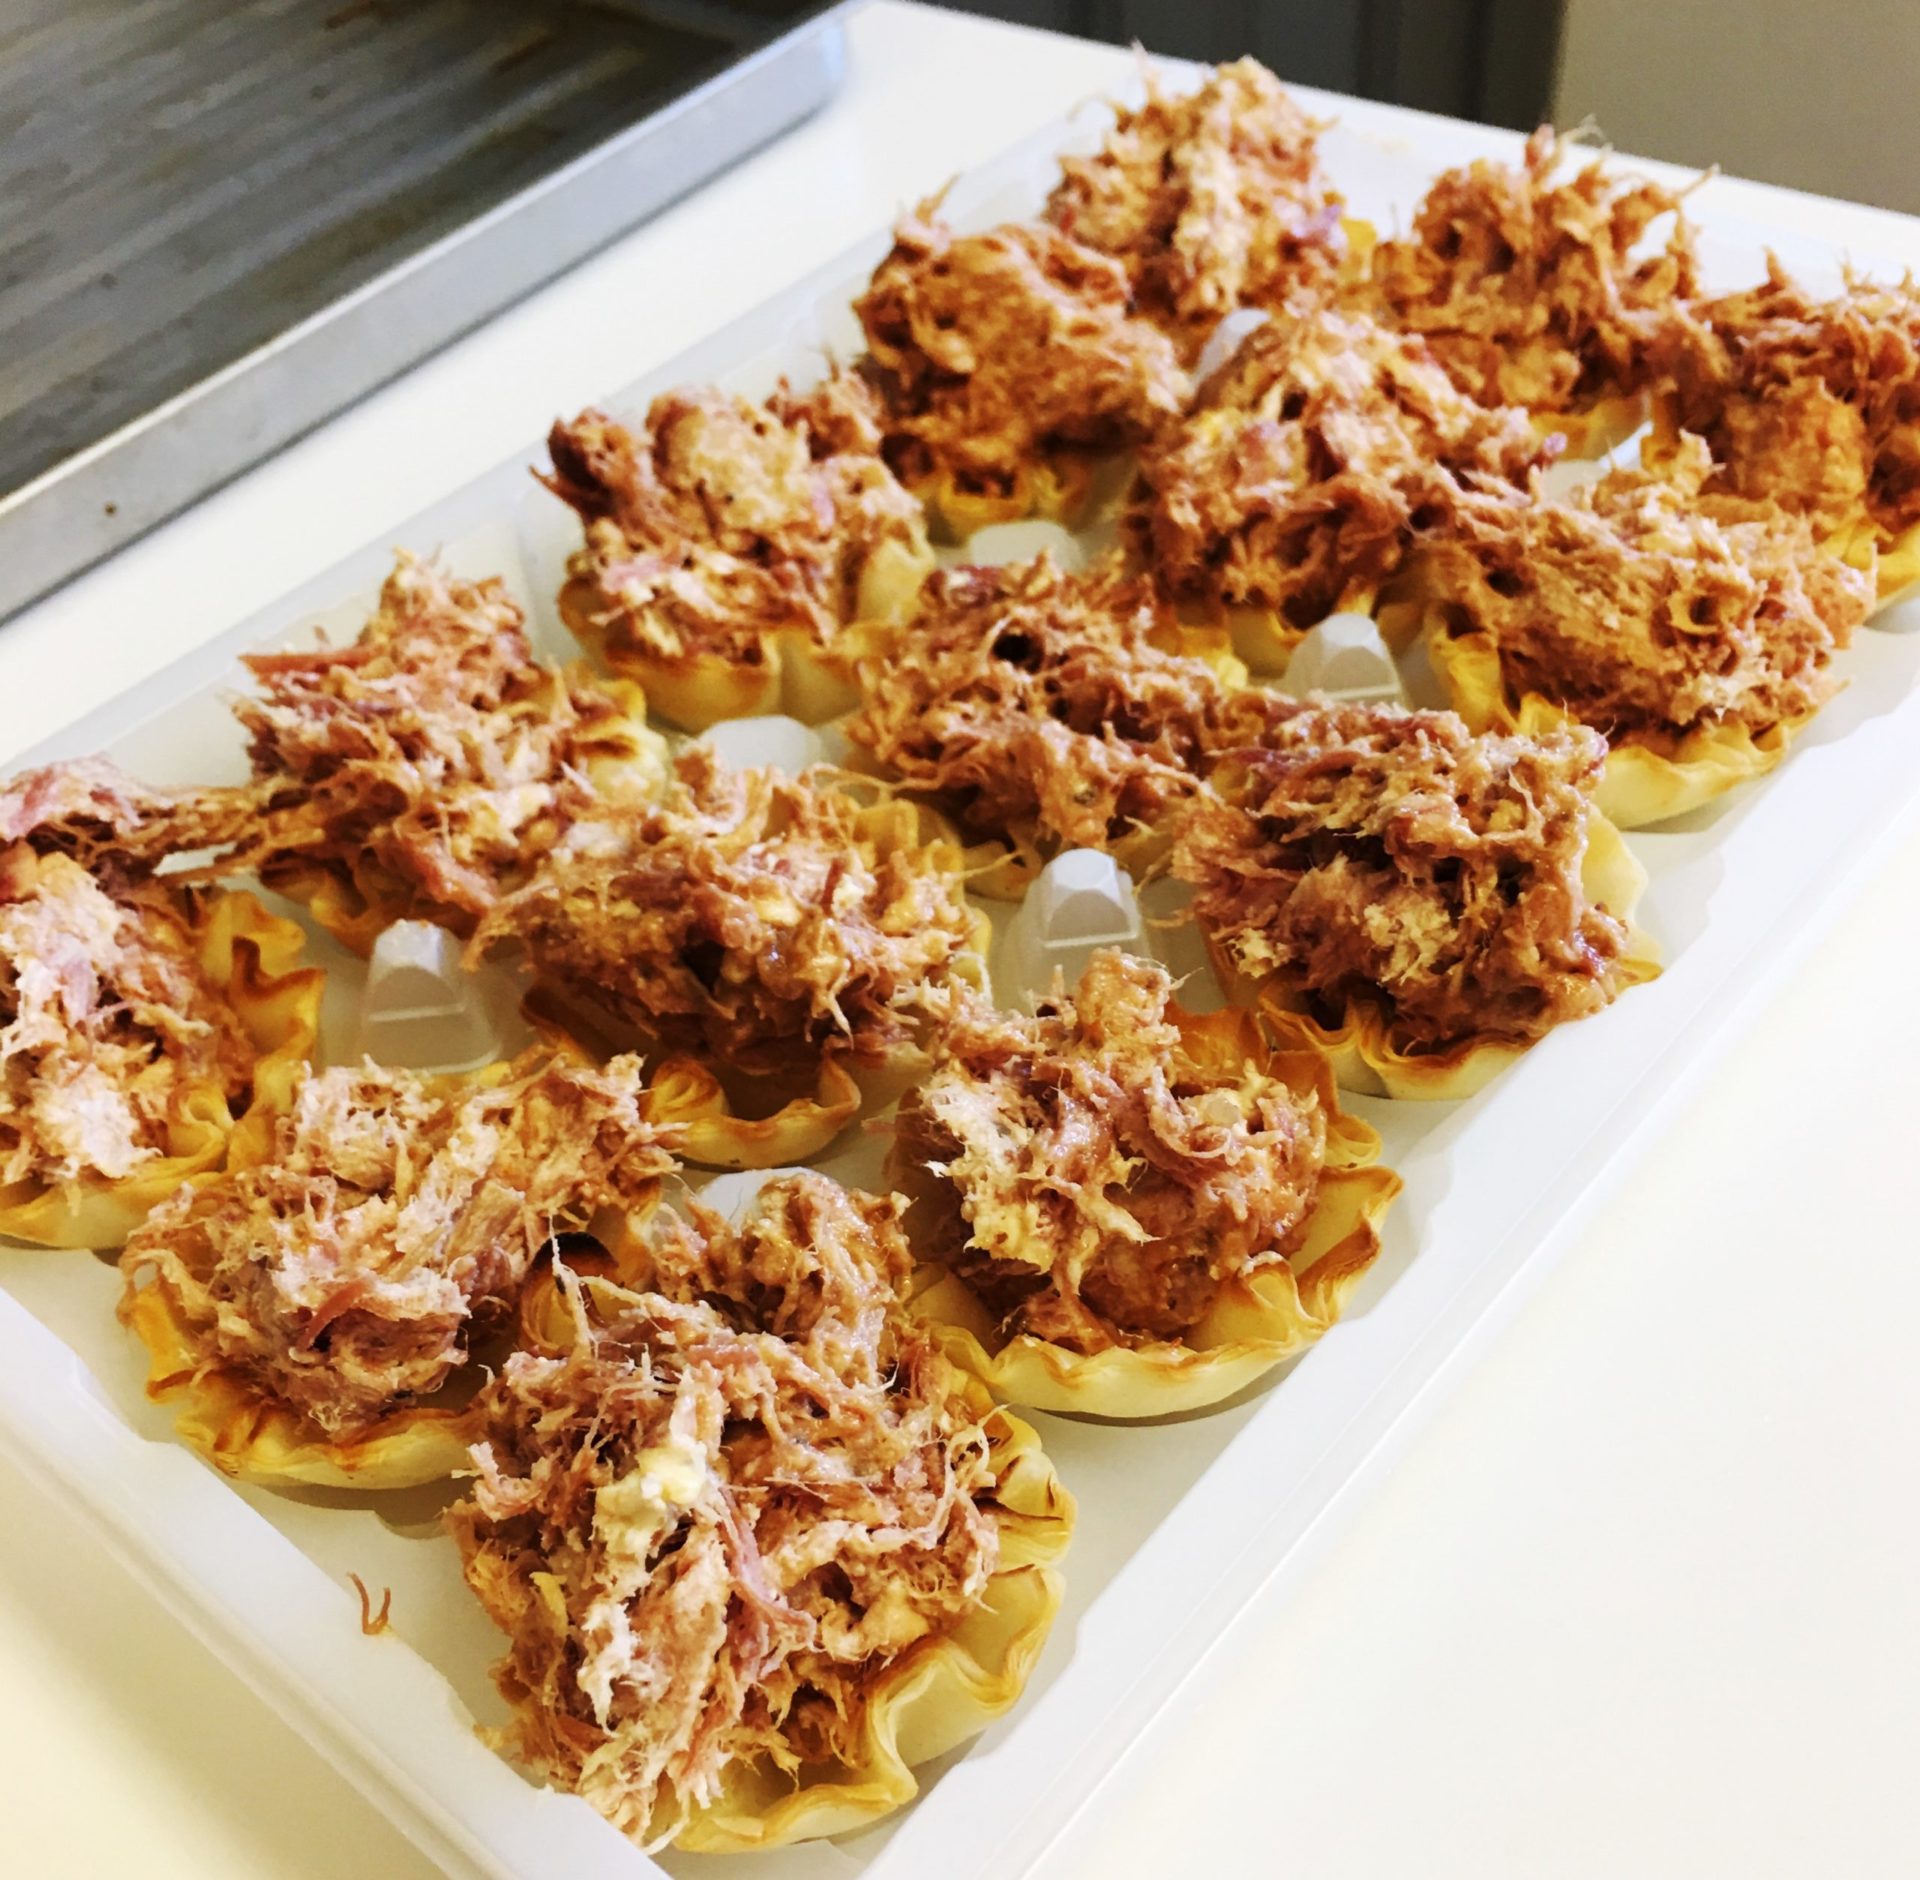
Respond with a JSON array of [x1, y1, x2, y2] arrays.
[[546, 372, 935, 731], [1402, 436, 1874, 824], [854, 206, 1191, 537], [0, 758, 322, 1249], [1045, 56, 1353, 362], [117, 1050, 679, 1488], [452, 1171, 1072, 1853], [889, 949, 1401, 1417], [1358, 126, 1701, 454], [1651, 258, 1920, 604], [218, 552, 668, 954], [1179, 698, 1658, 1098], [471, 745, 990, 1170]]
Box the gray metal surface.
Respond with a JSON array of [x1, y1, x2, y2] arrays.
[[0, 0, 844, 619]]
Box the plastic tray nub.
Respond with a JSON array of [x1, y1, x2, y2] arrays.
[[1283, 613, 1406, 704], [998, 849, 1153, 996], [355, 921, 517, 1074]]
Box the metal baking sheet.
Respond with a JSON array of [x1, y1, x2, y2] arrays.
[[0, 0, 844, 621]]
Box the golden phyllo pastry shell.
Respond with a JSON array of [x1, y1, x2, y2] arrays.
[[0, 889, 323, 1250], [1646, 395, 1920, 616], [1207, 591, 1382, 675], [635, 1053, 864, 1170], [1533, 391, 1648, 461], [1209, 814, 1657, 1101], [1828, 510, 1920, 614], [559, 529, 934, 734], [511, 1255, 1073, 1851], [117, 1276, 482, 1489], [913, 449, 1108, 541], [116, 1058, 536, 1489], [266, 672, 669, 956], [898, 1003, 1401, 1418], [677, 1374, 1071, 1851], [1423, 614, 1808, 827]]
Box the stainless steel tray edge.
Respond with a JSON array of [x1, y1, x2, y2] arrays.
[[0, 4, 847, 624]]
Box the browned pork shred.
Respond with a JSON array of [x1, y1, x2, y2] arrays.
[[895, 950, 1325, 1353], [474, 749, 980, 1070], [120, 1053, 676, 1436], [0, 761, 255, 1197], [1362, 127, 1699, 415], [1133, 302, 1551, 627], [854, 208, 1189, 508], [547, 373, 929, 663], [1428, 438, 1871, 741], [844, 554, 1225, 852], [448, 1174, 1001, 1846], [223, 555, 658, 929], [1661, 259, 1920, 537], [1179, 702, 1632, 1049], [1046, 58, 1346, 358]]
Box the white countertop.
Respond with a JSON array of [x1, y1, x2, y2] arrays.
[[5, 5, 1918, 1874]]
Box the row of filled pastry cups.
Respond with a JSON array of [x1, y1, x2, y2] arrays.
[[87, 891, 1398, 1452], [548, 445, 1673, 1106], [0, 882, 1403, 1428], [8, 740, 1652, 1463], [280, 600, 1662, 1109], [564, 388, 1920, 844], [245, 574, 1659, 1117]]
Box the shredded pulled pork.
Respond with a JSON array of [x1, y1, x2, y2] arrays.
[[120, 1053, 677, 1437], [448, 1173, 1001, 1847], [1179, 701, 1632, 1049], [1661, 259, 1920, 536], [474, 748, 980, 1071], [844, 554, 1224, 853], [1362, 127, 1699, 414], [547, 372, 929, 664], [1045, 58, 1346, 358], [853, 207, 1189, 509], [896, 950, 1325, 1353], [1427, 437, 1871, 741], [223, 555, 658, 930], [0, 755, 247, 878], [1133, 301, 1552, 627], [0, 761, 254, 1198]]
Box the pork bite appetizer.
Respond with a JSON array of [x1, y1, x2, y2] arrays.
[[472, 747, 990, 1167], [890, 950, 1399, 1416], [1652, 260, 1920, 604], [1407, 438, 1873, 824], [843, 552, 1242, 893], [1179, 700, 1655, 1097], [225, 554, 666, 953], [118, 1050, 677, 1486], [1046, 57, 1351, 362], [854, 206, 1189, 536], [450, 1171, 1071, 1852], [546, 372, 934, 729], [0, 759, 321, 1249], [1130, 300, 1553, 669], [1361, 127, 1699, 453]]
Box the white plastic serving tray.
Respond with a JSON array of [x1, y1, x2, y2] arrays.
[[4, 69, 1920, 1880]]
